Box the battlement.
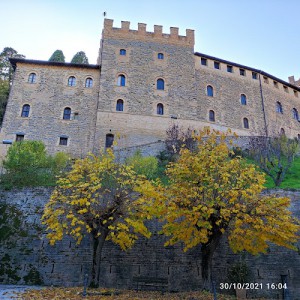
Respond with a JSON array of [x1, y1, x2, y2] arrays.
[[102, 19, 194, 47]]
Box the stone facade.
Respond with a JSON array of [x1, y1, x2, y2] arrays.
[[0, 188, 300, 299], [0, 18, 300, 157]]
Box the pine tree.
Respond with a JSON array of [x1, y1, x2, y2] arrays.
[[48, 50, 65, 63], [71, 51, 89, 64]]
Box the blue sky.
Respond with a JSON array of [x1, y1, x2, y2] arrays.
[[1, 0, 299, 83]]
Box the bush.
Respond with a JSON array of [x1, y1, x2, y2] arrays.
[[1, 140, 70, 188], [125, 150, 158, 179]]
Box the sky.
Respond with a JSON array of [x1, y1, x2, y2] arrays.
[[1, 0, 299, 83]]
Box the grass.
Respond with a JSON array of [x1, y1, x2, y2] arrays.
[[246, 156, 300, 190]]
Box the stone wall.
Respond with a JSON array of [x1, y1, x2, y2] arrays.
[[0, 188, 300, 299]]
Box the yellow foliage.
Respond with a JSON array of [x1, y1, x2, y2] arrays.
[[42, 149, 153, 250]]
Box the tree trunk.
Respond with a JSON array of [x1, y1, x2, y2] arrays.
[[90, 229, 108, 287], [201, 233, 222, 291]]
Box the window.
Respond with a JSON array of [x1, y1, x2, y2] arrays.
[[158, 53, 164, 59], [117, 74, 126, 86], [280, 128, 285, 135], [120, 49, 126, 55], [16, 134, 24, 142], [252, 72, 257, 79], [263, 76, 269, 84], [273, 81, 278, 88], [214, 61, 220, 69], [240, 69, 245, 76], [73, 112, 79, 120], [68, 76, 76, 87], [28, 73, 36, 83], [227, 65, 233, 73], [207, 85, 214, 97], [243, 118, 249, 129], [21, 104, 30, 117], [293, 108, 299, 120], [157, 103, 164, 115], [85, 78, 93, 88], [201, 58, 207, 66], [157, 78, 164, 90], [105, 134, 114, 148], [241, 94, 247, 105], [298, 134, 300, 140], [276, 101, 283, 114], [209, 110, 215, 122], [116, 99, 124, 112], [59, 137, 68, 146], [283, 86, 288, 93], [63, 107, 71, 120]]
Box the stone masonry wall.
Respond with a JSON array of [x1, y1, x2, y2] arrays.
[[0, 188, 300, 299]]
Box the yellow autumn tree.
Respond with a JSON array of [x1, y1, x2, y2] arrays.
[[42, 149, 152, 287], [137, 128, 300, 290]]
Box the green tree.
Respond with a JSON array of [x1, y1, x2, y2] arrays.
[[0, 79, 9, 125], [138, 128, 300, 290], [0, 47, 25, 82], [48, 50, 65, 63], [71, 51, 89, 64], [1, 140, 69, 188], [248, 134, 299, 186], [42, 149, 152, 287]]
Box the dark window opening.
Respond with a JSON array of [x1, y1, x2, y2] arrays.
[[158, 53, 164, 59], [241, 94, 247, 105], [21, 104, 30, 117], [157, 103, 164, 115], [16, 134, 24, 142], [209, 110, 215, 122], [276, 102, 283, 114], [207, 85, 214, 97], [68, 76, 76, 86], [252, 72, 257, 79], [63, 107, 71, 120], [227, 65, 233, 73], [214, 61, 220, 69], [293, 108, 299, 120], [117, 75, 126, 86], [201, 58, 207, 66], [85, 78, 93, 88], [243, 118, 249, 129], [116, 99, 124, 111], [120, 49, 126, 55], [105, 134, 114, 148], [59, 137, 68, 146], [240, 69, 245, 76]]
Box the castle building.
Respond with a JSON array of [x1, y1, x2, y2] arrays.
[[1, 19, 300, 157]]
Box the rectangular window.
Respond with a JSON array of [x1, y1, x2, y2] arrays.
[[239, 69, 245, 76], [201, 58, 207, 66], [274, 81, 278, 88], [227, 65, 233, 73], [73, 112, 79, 120], [283, 86, 289, 93], [59, 137, 68, 146], [263, 76, 269, 84], [252, 72, 257, 79], [214, 61, 220, 69], [16, 134, 24, 142]]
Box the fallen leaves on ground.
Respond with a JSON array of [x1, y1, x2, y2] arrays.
[[13, 287, 236, 300]]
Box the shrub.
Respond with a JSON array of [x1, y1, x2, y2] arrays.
[[125, 150, 158, 179], [1, 140, 69, 188]]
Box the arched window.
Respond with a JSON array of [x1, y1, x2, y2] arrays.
[[117, 74, 126, 86], [28, 73, 36, 84], [241, 94, 247, 105], [157, 103, 164, 115], [116, 99, 124, 112], [243, 117, 249, 129], [276, 101, 283, 114], [105, 134, 114, 148], [158, 53, 164, 59], [292, 108, 299, 120], [209, 110, 215, 122], [120, 49, 126, 55], [63, 107, 71, 120], [21, 104, 30, 117], [68, 76, 76, 87], [280, 128, 285, 135], [157, 78, 165, 90], [85, 77, 93, 88], [207, 85, 214, 97]]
